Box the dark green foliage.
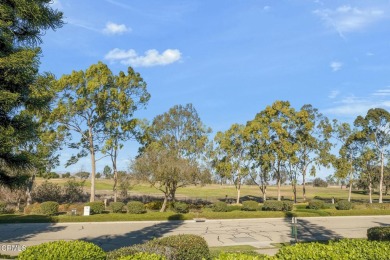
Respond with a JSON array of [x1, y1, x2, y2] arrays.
[[150, 234, 210, 260], [226, 204, 243, 211], [173, 202, 189, 213], [63, 179, 85, 203], [39, 201, 58, 215], [18, 240, 106, 260], [32, 181, 62, 202], [336, 200, 353, 210], [110, 202, 125, 213], [367, 226, 390, 241], [107, 243, 176, 260], [276, 239, 390, 260], [145, 201, 163, 211], [262, 201, 293, 211], [86, 201, 105, 214], [213, 252, 273, 260], [241, 200, 259, 211], [118, 253, 167, 260], [0, 202, 7, 214], [312, 177, 328, 187], [213, 201, 228, 212], [307, 200, 325, 210], [127, 201, 146, 214]]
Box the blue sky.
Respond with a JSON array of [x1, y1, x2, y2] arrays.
[[41, 0, 390, 176]]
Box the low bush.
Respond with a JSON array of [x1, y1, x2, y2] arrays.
[[40, 201, 59, 216], [241, 200, 259, 211], [336, 200, 352, 210], [262, 201, 293, 211], [24, 203, 42, 215], [118, 252, 166, 260], [150, 234, 210, 260], [214, 252, 273, 260], [127, 201, 146, 214], [172, 202, 189, 213], [0, 202, 7, 214], [86, 201, 105, 214], [276, 239, 390, 260], [307, 200, 325, 210], [32, 181, 62, 203], [145, 201, 163, 211], [18, 240, 106, 260], [226, 204, 242, 211], [110, 202, 125, 213], [213, 201, 228, 212], [107, 242, 177, 260], [367, 226, 390, 241]]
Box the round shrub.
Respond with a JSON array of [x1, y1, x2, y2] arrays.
[[145, 201, 163, 211], [241, 200, 259, 211], [107, 243, 177, 260], [0, 202, 7, 214], [40, 201, 59, 216], [213, 201, 228, 212], [24, 203, 42, 215], [118, 252, 167, 260], [127, 201, 146, 214], [307, 200, 325, 210], [262, 201, 292, 211], [367, 226, 390, 241], [151, 234, 210, 260], [336, 200, 353, 210], [86, 201, 105, 214], [110, 202, 125, 213], [226, 204, 242, 211], [214, 252, 273, 260], [172, 202, 189, 213], [18, 240, 106, 260]]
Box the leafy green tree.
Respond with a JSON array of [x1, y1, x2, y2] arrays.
[[103, 165, 113, 179], [0, 0, 63, 187], [354, 108, 390, 203], [213, 124, 249, 204], [75, 171, 90, 180]]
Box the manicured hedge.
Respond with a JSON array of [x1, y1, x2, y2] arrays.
[[145, 201, 163, 211], [307, 200, 324, 210], [213, 201, 228, 212], [367, 226, 390, 241], [110, 202, 125, 213], [262, 201, 293, 211], [172, 202, 189, 213], [241, 200, 259, 211], [127, 201, 147, 214], [336, 200, 352, 210], [276, 239, 390, 260], [18, 240, 106, 260], [107, 242, 176, 260], [86, 201, 105, 214], [40, 201, 59, 216], [214, 252, 273, 260], [118, 252, 167, 260]]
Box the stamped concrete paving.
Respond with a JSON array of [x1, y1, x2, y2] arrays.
[[0, 216, 389, 256]]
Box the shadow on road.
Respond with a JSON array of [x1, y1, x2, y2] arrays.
[[0, 222, 66, 242], [81, 220, 185, 252]]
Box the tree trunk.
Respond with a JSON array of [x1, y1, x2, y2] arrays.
[[348, 179, 352, 202], [302, 167, 307, 202], [292, 181, 297, 203], [160, 194, 168, 212], [262, 185, 267, 202], [89, 127, 96, 202], [368, 180, 373, 204], [236, 178, 241, 204], [112, 147, 118, 202], [25, 173, 35, 206], [379, 152, 384, 203], [277, 177, 281, 201]]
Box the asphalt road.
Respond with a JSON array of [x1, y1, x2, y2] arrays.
[[0, 215, 389, 256]]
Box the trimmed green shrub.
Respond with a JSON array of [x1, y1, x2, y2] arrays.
[[150, 234, 210, 260], [110, 202, 125, 213], [118, 252, 166, 260], [336, 200, 352, 210], [107, 243, 177, 260], [86, 201, 105, 214], [127, 201, 146, 214], [226, 204, 242, 211], [145, 201, 163, 211], [40, 201, 59, 216], [367, 226, 390, 241], [241, 200, 259, 211], [18, 240, 106, 260], [24, 202, 42, 214], [172, 202, 189, 213], [214, 252, 273, 260], [262, 201, 293, 211], [307, 200, 325, 210], [0, 202, 7, 214], [213, 201, 228, 212], [276, 239, 390, 260]]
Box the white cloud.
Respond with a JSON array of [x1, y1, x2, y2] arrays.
[[328, 90, 340, 99], [103, 22, 131, 35], [314, 5, 385, 37], [105, 48, 182, 67], [263, 6, 271, 12], [330, 61, 343, 71], [372, 87, 390, 96]]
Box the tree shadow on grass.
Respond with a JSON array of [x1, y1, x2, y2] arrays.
[[81, 220, 186, 252]]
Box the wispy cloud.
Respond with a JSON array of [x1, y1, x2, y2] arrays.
[[314, 5, 385, 38], [328, 90, 340, 99], [105, 48, 182, 67], [324, 88, 390, 117], [103, 22, 131, 35], [263, 6, 271, 12], [330, 61, 343, 71]]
